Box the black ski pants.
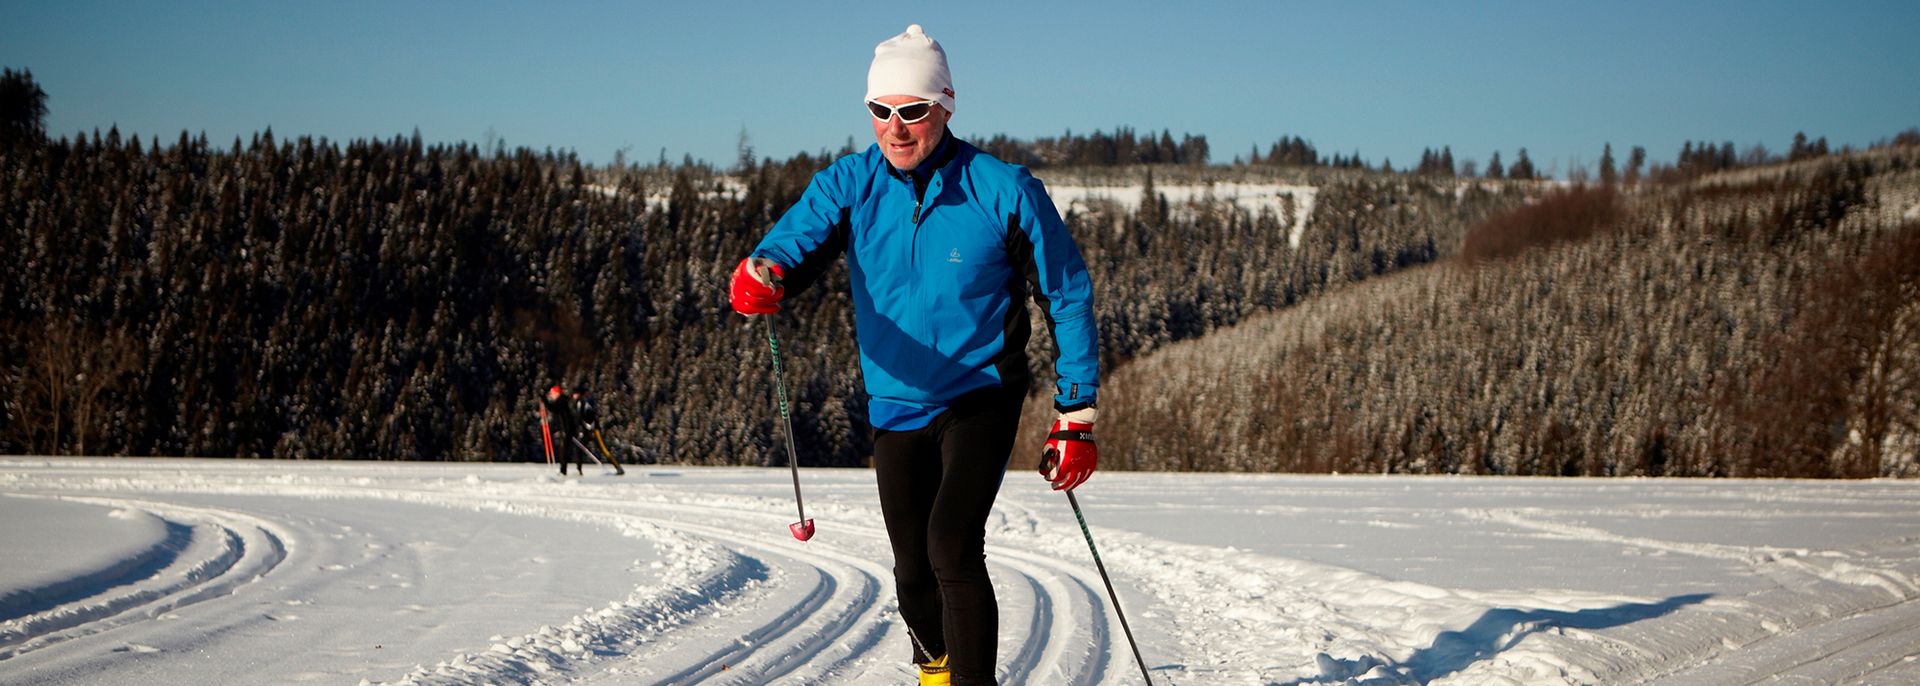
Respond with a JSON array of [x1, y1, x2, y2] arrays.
[[555, 431, 584, 475], [873, 386, 1023, 686]]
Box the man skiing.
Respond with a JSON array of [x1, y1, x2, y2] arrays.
[[572, 389, 625, 475], [728, 24, 1101, 686], [541, 385, 587, 476]]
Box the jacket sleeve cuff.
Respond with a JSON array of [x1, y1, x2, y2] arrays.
[[1054, 400, 1098, 418]]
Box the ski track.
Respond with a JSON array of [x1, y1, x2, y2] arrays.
[[0, 502, 192, 621], [0, 464, 1138, 685], [374, 487, 1135, 685], [0, 494, 289, 660], [601, 495, 1121, 685], [7, 460, 1920, 685]]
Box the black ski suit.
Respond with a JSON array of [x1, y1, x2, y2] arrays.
[[542, 393, 585, 475]]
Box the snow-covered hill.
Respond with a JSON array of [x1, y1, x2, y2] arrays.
[[3, 458, 1919, 685], [1047, 182, 1319, 248]]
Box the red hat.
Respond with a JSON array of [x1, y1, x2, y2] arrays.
[[548, 385, 564, 396]]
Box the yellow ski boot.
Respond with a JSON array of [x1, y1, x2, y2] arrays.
[[917, 654, 950, 686]]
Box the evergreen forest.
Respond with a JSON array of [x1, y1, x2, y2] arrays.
[[5, 68, 1916, 476]]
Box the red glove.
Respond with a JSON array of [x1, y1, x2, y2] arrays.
[[1041, 408, 1098, 491], [729, 257, 785, 315]]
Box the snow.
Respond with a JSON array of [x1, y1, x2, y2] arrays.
[[639, 178, 748, 213], [1048, 182, 1319, 248], [4, 458, 1920, 685], [0, 497, 170, 612]]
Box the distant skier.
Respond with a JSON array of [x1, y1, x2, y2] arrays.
[[728, 24, 1102, 686], [541, 385, 587, 476], [572, 389, 625, 476]]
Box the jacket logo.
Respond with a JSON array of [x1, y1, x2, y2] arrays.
[[947, 248, 964, 264]]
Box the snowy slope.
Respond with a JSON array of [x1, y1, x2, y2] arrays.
[[2, 458, 1918, 685], [1046, 182, 1318, 248]]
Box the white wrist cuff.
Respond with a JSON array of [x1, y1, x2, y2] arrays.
[[1058, 407, 1099, 424]]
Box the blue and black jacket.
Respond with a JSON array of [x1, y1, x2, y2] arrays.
[[752, 132, 1099, 431]]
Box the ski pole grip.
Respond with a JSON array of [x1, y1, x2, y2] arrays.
[[1039, 448, 1060, 477]]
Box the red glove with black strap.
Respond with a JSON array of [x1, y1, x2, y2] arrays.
[[1041, 407, 1098, 491], [729, 256, 786, 316]]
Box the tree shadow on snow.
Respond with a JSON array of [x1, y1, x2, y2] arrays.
[[1272, 593, 1713, 685]]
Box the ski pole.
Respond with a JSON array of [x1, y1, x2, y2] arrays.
[[765, 315, 815, 541], [540, 405, 554, 464], [569, 436, 606, 466], [1040, 452, 1152, 684]]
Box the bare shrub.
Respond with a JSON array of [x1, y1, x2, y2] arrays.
[[1460, 186, 1622, 263]]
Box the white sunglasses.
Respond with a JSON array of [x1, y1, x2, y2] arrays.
[[865, 99, 939, 124]]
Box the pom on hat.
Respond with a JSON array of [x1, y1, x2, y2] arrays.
[[866, 24, 954, 115]]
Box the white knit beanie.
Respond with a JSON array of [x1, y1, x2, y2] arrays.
[[865, 24, 954, 114]]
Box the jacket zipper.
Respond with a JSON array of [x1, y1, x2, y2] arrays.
[[904, 170, 927, 344], [908, 170, 923, 224]]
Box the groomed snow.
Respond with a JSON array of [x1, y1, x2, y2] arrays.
[[3, 458, 1918, 685], [1047, 183, 1318, 248]]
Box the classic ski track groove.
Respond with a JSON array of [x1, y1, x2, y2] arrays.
[[282, 487, 880, 685], [0, 495, 289, 660], [1658, 593, 1920, 685], [601, 510, 883, 685], [8, 471, 1141, 684], [0, 498, 194, 621], [632, 497, 1124, 685], [534, 491, 1115, 685]]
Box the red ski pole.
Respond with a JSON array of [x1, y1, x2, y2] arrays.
[[540, 404, 555, 465]]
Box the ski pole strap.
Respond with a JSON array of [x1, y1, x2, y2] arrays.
[[1048, 429, 1096, 442]]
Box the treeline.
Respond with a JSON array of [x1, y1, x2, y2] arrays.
[[1095, 147, 1920, 477], [1236, 129, 1920, 184], [1238, 135, 1443, 173], [1650, 129, 1920, 183], [1235, 133, 1540, 179], [1, 126, 842, 462], [972, 126, 1211, 167], [1, 121, 1534, 464], [958, 121, 1917, 183]]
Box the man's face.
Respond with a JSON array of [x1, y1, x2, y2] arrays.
[[869, 95, 950, 170]]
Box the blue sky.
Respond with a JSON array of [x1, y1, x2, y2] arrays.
[[8, 1, 1917, 174]]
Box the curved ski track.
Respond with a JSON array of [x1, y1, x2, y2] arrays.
[[426, 489, 1124, 685], [4, 468, 1137, 685], [0, 495, 289, 659]]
